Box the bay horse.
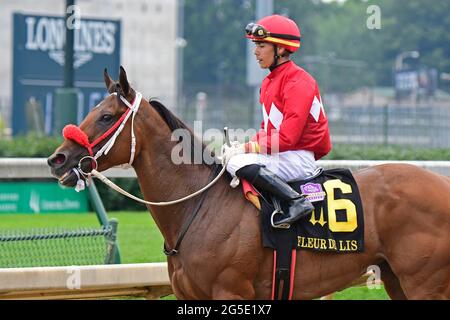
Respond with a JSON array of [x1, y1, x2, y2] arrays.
[[48, 67, 450, 299]]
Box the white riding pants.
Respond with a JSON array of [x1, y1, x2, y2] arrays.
[[226, 150, 317, 182]]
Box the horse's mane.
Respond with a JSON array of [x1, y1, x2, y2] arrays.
[[149, 99, 190, 132], [148, 98, 218, 168]]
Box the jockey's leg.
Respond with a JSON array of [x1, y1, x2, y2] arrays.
[[225, 150, 316, 181], [235, 164, 314, 225], [226, 152, 315, 226]]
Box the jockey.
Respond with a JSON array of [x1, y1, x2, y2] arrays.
[[223, 14, 332, 227]]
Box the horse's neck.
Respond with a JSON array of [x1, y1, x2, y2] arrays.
[[132, 147, 214, 248]]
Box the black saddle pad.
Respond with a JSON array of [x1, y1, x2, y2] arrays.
[[260, 168, 364, 253]]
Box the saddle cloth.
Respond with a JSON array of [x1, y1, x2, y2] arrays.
[[253, 168, 365, 253]]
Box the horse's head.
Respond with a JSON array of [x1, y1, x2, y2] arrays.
[[47, 66, 143, 187]]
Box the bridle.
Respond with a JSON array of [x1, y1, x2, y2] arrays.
[[62, 91, 228, 206], [63, 91, 142, 165]]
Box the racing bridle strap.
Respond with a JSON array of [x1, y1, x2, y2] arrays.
[[62, 91, 142, 166]]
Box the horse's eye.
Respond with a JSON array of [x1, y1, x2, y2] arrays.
[[100, 114, 113, 123]]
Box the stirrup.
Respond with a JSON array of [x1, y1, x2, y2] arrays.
[[270, 197, 290, 229], [271, 209, 291, 229]]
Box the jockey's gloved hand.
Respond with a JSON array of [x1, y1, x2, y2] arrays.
[[220, 141, 245, 165], [220, 141, 260, 165]]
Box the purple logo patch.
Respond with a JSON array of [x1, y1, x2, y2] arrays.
[[300, 183, 326, 202]]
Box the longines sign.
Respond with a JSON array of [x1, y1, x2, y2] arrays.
[[12, 13, 121, 135], [24, 15, 117, 67]]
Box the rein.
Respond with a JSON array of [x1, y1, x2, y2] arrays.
[[89, 165, 227, 206]]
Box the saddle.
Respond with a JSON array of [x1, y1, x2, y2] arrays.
[[241, 167, 365, 300]]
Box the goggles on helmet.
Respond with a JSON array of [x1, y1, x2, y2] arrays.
[[245, 23, 300, 41]]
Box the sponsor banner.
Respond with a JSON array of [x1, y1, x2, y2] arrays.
[[0, 182, 88, 213], [12, 13, 121, 135]]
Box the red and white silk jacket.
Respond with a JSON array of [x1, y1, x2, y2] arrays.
[[252, 61, 332, 160]]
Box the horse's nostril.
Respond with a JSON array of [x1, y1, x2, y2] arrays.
[[48, 153, 67, 167]]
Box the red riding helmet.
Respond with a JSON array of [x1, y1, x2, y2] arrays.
[[245, 14, 301, 53]]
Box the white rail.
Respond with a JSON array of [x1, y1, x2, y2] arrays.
[[0, 262, 172, 300], [0, 261, 378, 300], [1, 158, 450, 179], [319, 160, 450, 176], [0, 158, 136, 178]]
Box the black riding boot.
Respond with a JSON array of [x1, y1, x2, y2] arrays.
[[236, 164, 314, 226]]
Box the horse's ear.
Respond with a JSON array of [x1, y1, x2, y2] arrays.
[[104, 68, 114, 93], [119, 66, 131, 97]]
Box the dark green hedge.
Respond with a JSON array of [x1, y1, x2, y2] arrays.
[[324, 144, 450, 161], [4, 134, 449, 160], [2, 135, 449, 211], [0, 134, 63, 157]]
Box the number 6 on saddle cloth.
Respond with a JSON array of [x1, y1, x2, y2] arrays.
[[247, 167, 364, 300]]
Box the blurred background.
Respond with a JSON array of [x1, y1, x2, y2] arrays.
[[0, 0, 449, 299], [0, 0, 449, 146]]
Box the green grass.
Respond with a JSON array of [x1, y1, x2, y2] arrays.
[[107, 212, 166, 263], [331, 286, 389, 300], [0, 212, 389, 299], [0, 211, 165, 264]]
